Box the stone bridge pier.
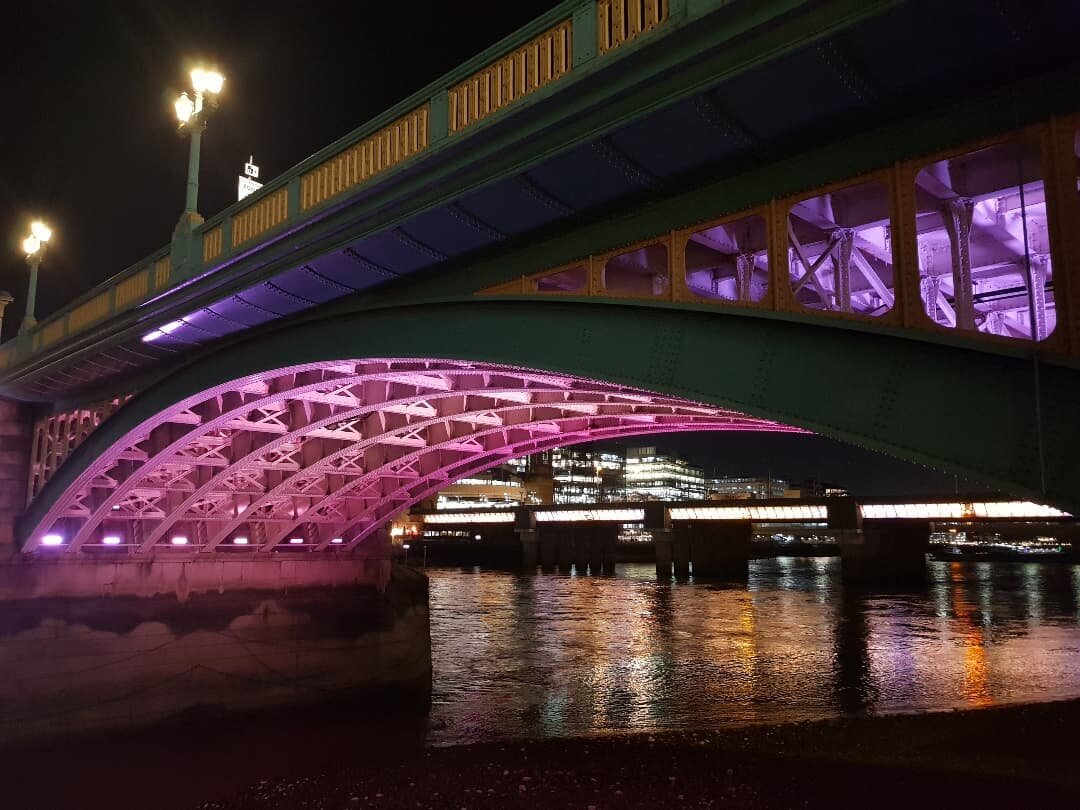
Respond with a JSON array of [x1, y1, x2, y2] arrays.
[[0, 547, 432, 744], [0, 399, 31, 561]]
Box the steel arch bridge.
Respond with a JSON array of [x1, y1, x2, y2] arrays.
[[4, 0, 1080, 555], [18, 300, 1080, 553]]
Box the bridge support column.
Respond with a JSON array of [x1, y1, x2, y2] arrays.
[[644, 503, 673, 580], [673, 528, 691, 579], [586, 526, 605, 575], [516, 509, 539, 572], [839, 520, 930, 583], [687, 521, 751, 580], [602, 530, 617, 574], [556, 527, 575, 572], [653, 529, 673, 579], [0, 399, 30, 561], [539, 529, 557, 572], [520, 529, 539, 571]]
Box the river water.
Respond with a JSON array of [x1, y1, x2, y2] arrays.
[[425, 559, 1080, 745]]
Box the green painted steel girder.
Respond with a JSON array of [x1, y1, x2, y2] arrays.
[[20, 299, 1079, 545]]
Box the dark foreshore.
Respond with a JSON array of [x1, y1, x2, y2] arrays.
[[4, 698, 1079, 809]]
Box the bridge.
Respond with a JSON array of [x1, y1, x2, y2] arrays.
[[0, 0, 1079, 741], [408, 496, 1076, 577]]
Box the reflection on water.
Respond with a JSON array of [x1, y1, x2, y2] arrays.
[[427, 559, 1080, 744]]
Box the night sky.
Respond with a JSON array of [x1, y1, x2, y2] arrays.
[[1, 1, 978, 497]]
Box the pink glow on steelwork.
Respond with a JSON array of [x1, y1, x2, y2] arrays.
[[27, 358, 806, 554]]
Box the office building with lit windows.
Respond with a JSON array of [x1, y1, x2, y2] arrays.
[[624, 446, 705, 501], [707, 476, 796, 500], [547, 448, 625, 504]]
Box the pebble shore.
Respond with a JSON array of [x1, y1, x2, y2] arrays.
[[206, 701, 1076, 809], [3, 699, 1076, 809]]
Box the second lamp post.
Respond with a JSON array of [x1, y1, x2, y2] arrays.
[[20, 220, 53, 335]]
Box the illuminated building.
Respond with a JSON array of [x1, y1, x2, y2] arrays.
[[624, 446, 705, 501], [431, 467, 542, 510], [707, 476, 795, 500], [548, 448, 625, 504]]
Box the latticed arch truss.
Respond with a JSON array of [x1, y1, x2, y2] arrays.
[[26, 359, 799, 554]]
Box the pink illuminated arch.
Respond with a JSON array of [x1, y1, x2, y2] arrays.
[[27, 359, 802, 554]]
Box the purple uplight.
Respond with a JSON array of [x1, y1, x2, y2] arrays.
[[41, 534, 63, 546]]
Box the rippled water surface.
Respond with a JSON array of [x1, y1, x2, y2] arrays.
[[426, 559, 1080, 744]]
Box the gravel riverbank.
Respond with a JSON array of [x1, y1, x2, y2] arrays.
[[202, 700, 1078, 809], [3, 699, 1076, 809]]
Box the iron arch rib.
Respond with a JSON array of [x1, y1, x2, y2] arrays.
[[27, 358, 798, 554]]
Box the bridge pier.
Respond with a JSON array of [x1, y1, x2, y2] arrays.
[[654, 529, 673, 579], [838, 520, 930, 584], [0, 399, 30, 561], [685, 521, 751, 580], [539, 530, 558, 572], [673, 529, 691, 579], [0, 555, 431, 745], [586, 526, 605, 575], [555, 527, 575, 572], [520, 528, 539, 570]]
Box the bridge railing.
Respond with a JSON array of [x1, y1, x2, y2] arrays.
[[0, 0, 692, 373]]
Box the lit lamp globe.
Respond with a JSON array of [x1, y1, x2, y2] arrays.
[[174, 92, 195, 124], [191, 67, 225, 95], [30, 221, 52, 243]]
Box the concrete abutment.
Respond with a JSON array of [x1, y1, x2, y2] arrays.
[[0, 556, 432, 745]]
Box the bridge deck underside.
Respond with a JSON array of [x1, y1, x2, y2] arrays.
[[29, 359, 797, 555], [8, 0, 1080, 401]]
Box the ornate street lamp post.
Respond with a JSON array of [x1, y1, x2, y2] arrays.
[[173, 67, 225, 233], [19, 220, 53, 334]]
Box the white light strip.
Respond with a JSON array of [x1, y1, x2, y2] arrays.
[[669, 505, 827, 521], [422, 512, 515, 524], [534, 509, 645, 523], [860, 501, 1070, 520]]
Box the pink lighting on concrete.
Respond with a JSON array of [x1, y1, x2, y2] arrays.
[[102, 535, 122, 545], [28, 358, 805, 554], [41, 534, 63, 546]]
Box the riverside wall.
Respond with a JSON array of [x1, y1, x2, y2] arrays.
[[0, 556, 431, 744]]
